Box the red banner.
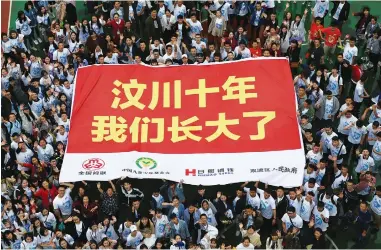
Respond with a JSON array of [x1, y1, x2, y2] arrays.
[[68, 59, 300, 154]]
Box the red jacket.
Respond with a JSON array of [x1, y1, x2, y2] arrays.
[[106, 19, 125, 43], [34, 186, 58, 209]]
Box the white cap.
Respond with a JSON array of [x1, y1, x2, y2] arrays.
[[182, 54, 188, 58], [130, 225, 137, 232]]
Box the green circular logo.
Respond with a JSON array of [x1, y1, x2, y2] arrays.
[[135, 157, 157, 170]]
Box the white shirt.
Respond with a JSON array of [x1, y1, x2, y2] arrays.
[[343, 43, 358, 65], [327, 74, 343, 96], [355, 155, 375, 173], [320, 131, 338, 153], [369, 105, 381, 123], [306, 150, 323, 165], [236, 243, 255, 249], [313, 0, 330, 18], [331, 171, 351, 189], [16, 149, 34, 171], [328, 142, 347, 164], [36, 144, 54, 162], [348, 125, 366, 144], [338, 115, 358, 135], [354, 81, 365, 103], [257, 188, 276, 219], [234, 47, 251, 59], [53, 48, 71, 65], [371, 195, 381, 215], [323, 98, 334, 120], [303, 169, 317, 185], [174, 4, 187, 18], [366, 123, 379, 146], [281, 213, 303, 230], [126, 232, 143, 248], [104, 53, 119, 64], [312, 207, 329, 231], [320, 194, 339, 216], [192, 40, 206, 53], [303, 183, 320, 199], [244, 187, 261, 210], [298, 197, 315, 222], [52, 188, 73, 216], [186, 19, 203, 38]]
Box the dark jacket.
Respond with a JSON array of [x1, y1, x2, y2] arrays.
[[172, 21, 191, 46], [236, 210, 263, 230], [354, 12, 372, 31], [64, 221, 88, 243], [331, 1, 350, 22], [335, 60, 352, 81], [144, 16, 163, 42], [234, 196, 247, 215], [275, 197, 289, 219], [311, 237, 327, 249]]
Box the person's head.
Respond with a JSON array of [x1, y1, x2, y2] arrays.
[[242, 237, 251, 247], [295, 14, 301, 22], [325, 90, 333, 100], [132, 199, 140, 209], [216, 10, 222, 18], [360, 201, 368, 212], [239, 41, 246, 50], [308, 178, 316, 188], [170, 213, 178, 224], [344, 110, 353, 119], [356, 120, 363, 129], [315, 17, 322, 25], [181, 54, 188, 64], [287, 206, 296, 218], [58, 186, 66, 197], [276, 186, 284, 198], [24, 233, 34, 243], [175, 234, 182, 242], [59, 239, 69, 249], [314, 38, 321, 48], [210, 238, 218, 248], [337, 53, 343, 62], [346, 180, 354, 191], [263, 188, 271, 199], [314, 228, 323, 239], [263, 49, 271, 57], [236, 188, 243, 197], [151, 9, 157, 18], [298, 86, 306, 96], [331, 136, 340, 147], [227, 51, 235, 60], [317, 201, 325, 212], [349, 36, 356, 47], [199, 214, 208, 225], [363, 6, 370, 16], [201, 200, 209, 210]]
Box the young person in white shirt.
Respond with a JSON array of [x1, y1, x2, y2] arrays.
[[328, 136, 347, 167], [370, 185, 381, 234], [343, 36, 358, 65], [366, 121, 380, 150], [353, 74, 369, 116], [345, 120, 367, 162], [281, 206, 303, 234], [326, 67, 343, 97], [332, 164, 352, 189], [236, 236, 255, 250], [186, 14, 203, 39], [355, 149, 375, 178], [296, 189, 315, 227], [320, 124, 338, 158], [318, 189, 339, 237], [255, 182, 276, 238], [303, 178, 320, 201], [241, 182, 261, 210], [312, 201, 330, 232], [306, 143, 323, 166], [337, 110, 357, 144], [303, 164, 317, 185]]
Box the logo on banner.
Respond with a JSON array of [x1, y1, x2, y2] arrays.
[[136, 157, 157, 169], [185, 168, 234, 177], [82, 158, 105, 170]]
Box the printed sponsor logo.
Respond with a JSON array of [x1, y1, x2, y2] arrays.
[[136, 157, 157, 170], [82, 158, 105, 170]]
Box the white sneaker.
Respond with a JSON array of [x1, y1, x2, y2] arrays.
[[31, 46, 37, 51], [33, 40, 39, 45], [37, 38, 42, 43]]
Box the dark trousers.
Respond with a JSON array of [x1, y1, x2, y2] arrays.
[[260, 217, 273, 242]]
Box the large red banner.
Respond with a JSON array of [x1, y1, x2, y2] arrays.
[[61, 59, 305, 186], [68, 59, 301, 154]]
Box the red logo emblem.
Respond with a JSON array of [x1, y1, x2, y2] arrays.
[[82, 158, 105, 170], [185, 169, 196, 176]]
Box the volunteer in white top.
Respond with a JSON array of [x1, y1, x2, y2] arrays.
[[281, 206, 303, 234], [241, 182, 261, 210], [312, 202, 330, 232], [327, 136, 346, 165], [306, 144, 323, 166], [372, 132, 381, 174], [355, 149, 375, 174], [326, 68, 343, 96], [343, 36, 358, 65], [370, 186, 381, 234]]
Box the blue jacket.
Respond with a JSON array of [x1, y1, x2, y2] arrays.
[[167, 184, 185, 203], [168, 204, 185, 220], [24, 8, 38, 27], [168, 219, 190, 240], [249, 5, 266, 26], [183, 208, 200, 226]]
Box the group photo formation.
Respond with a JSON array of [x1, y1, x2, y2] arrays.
[[1, 0, 381, 249]]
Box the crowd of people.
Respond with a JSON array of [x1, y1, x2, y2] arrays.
[[1, 0, 381, 249]]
